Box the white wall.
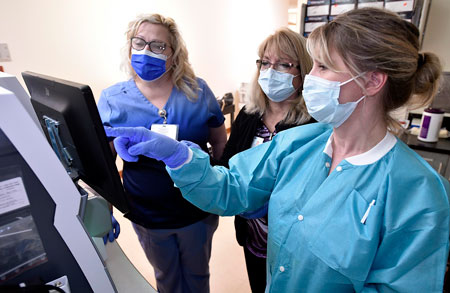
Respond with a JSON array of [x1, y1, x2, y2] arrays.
[[0, 0, 289, 100], [422, 0, 450, 71], [2, 0, 447, 100]]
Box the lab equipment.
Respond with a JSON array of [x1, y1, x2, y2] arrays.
[[0, 83, 109, 291], [22, 71, 129, 214], [0, 72, 157, 292]]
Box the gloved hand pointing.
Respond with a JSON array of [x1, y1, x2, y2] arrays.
[[104, 126, 191, 168]]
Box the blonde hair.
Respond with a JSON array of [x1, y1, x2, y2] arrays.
[[246, 27, 313, 125], [121, 13, 199, 100], [307, 7, 442, 131]]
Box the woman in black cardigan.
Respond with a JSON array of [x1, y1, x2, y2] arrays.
[[219, 28, 314, 292]]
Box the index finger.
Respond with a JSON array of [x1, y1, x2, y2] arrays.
[[104, 126, 136, 138]]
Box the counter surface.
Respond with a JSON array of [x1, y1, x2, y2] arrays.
[[400, 133, 450, 155]]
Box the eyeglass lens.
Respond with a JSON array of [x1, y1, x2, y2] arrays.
[[131, 37, 166, 54], [257, 60, 296, 72]]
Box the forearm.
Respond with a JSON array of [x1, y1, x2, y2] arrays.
[[109, 141, 117, 159], [209, 124, 227, 159], [211, 141, 226, 160], [167, 148, 271, 216]]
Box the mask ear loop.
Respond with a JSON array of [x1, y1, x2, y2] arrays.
[[339, 71, 366, 87], [354, 73, 370, 116], [339, 72, 367, 107], [293, 74, 303, 94]]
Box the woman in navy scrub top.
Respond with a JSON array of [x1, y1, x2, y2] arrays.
[[98, 13, 227, 293]]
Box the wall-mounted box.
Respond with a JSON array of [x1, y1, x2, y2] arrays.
[[0, 44, 11, 62], [306, 5, 330, 16], [385, 0, 414, 13], [307, 0, 331, 17], [307, 0, 331, 4], [330, 4, 356, 15], [304, 15, 329, 33], [357, 0, 384, 8]]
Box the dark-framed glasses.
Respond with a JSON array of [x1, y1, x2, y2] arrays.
[[256, 59, 299, 73], [131, 37, 168, 54]]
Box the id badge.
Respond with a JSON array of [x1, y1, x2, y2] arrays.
[[151, 124, 179, 140], [251, 136, 264, 148]]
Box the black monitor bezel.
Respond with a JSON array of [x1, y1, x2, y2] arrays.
[[22, 71, 129, 214]]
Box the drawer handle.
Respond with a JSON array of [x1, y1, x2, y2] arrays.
[[438, 162, 443, 174]]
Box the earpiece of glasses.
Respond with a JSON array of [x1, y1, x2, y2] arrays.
[[256, 59, 299, 72], [131, 37, 168, 54]]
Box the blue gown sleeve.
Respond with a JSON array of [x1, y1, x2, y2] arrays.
[[167, 135, 283, 216], [167, 123, 330, 216], [362, 171, 450, 292]]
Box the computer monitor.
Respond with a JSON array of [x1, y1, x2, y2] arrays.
[[22, 71, 129, 214], [430, 72, 450, 113]]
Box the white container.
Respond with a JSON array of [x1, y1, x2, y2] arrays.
[[418, 108, 444, 142]]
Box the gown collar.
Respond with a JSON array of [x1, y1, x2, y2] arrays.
[[323, 131, 397, 165]]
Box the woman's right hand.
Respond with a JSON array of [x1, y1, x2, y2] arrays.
[[104, 126, 191, 168]]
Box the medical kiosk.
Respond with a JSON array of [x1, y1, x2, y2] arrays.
[[0, 71, 156, 292]]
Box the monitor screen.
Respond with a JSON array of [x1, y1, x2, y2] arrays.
[[22, 71, 129, 214], [431, 72, 450, 113]]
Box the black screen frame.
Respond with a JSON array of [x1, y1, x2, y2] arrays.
[[22, 71, 129, 214]]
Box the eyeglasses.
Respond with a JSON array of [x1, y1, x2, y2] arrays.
[[256, 59, 299, 73], [131, 37, 169, 54]]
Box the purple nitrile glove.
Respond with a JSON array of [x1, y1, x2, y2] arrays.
[[104, 126, 191, 168], [239, 201, 269, 219], [103, 213, 120, 244]]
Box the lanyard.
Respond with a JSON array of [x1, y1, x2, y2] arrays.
[[158, 109, 167, 124]]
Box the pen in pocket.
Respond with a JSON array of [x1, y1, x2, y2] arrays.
[[360, 199, 376, 224]]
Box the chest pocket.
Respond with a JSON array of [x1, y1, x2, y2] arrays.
[[307, 189, 382, 282]]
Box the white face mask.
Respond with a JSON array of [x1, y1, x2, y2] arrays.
[[302, 73, 366, 128], [258, 68, 299, 102]]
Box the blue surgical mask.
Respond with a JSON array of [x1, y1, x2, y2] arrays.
[[302, 73, 366, 128], [258, 68, 299, 102], [131, 49, 167, 82]]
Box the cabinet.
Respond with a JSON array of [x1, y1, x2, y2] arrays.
[[299, 0, 432, 47], [400, 133, 450, 181], [414, 149, 450, 177]]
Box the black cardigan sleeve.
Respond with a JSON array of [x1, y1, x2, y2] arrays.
[[218, 108, 261, 167]]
